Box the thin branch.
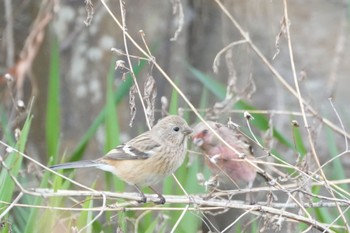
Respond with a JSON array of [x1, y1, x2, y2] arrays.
[[78, 193, 106, 233], [177, 108, 314, 117], [0, 140, 101, 193], [169, 0, 184, 41], [24, 188, 350, 208], [171, 204, 189, 233], [329, 98, 348, 150], [118, 0, 151, 129], [212, 39, 247, 73], [213, 0, 350, 229], [283, 0, 348, 229], [11, 188, 345, 233], [212, 0, 350, 141], [221, 207, 255, 233], [0, 192, 23, 220]]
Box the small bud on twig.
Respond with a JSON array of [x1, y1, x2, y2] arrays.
[[17, 100, 26, 112], [244, 111, 254, 120], [291, 120, 299, 127]]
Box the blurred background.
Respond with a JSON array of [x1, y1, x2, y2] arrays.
[[1, 0, 350, 232]]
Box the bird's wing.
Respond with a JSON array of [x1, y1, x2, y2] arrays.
[[103, 133, 161, 160], [217, 125, 254, 156]]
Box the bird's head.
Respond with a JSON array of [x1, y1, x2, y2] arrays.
[[152, 115, 193, 146], [192, 121, 222, 150]]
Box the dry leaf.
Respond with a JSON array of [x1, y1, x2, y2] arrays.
[[170, 0, 184, 41], [143, 75, 157, 127], [272, 16, 288, 60], [84, 0, 94, 26], [129, 84, 138, 127]]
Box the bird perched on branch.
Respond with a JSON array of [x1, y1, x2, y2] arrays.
[[192, 120, 257, 189], [50, 115, 193, 204]]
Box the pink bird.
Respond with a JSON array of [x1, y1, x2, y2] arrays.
[[192, 121, 257, 189]]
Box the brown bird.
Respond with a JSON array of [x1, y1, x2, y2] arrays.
[[50, 115, 193, 204], [192, 120, 257, 189]]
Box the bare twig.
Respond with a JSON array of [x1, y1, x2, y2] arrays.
[[212, 39, 247, 73], [0, 141, 100, 193], [221, 207, 255, 233], [11, 188, 345, 233], [84, 0, 94, 25], [282, 1, 349, 229], [329, 98, 348, 151], [212, 0, 350, 141], [118, 0, 151, 129], [212, 0, 350, 229], [0, 192, 23, 220], [169, 0, 184, 41], [170, 204, 189, 233], [175, 108, 314, 117]]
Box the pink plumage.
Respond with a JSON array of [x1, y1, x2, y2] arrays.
[[193, 121, 257, 189]]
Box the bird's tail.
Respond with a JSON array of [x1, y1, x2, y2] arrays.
[[50, 160, 99, 170]]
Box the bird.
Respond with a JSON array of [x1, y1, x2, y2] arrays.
[[50, 115, 193, 204], [192, 120, 257, 190]]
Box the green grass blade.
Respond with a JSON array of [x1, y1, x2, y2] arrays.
[[0, 113, 32, 220], [188, 67, 225, 98], [77, 180, 96, 233], [325, 127, 347, 186], [68, 60, 146, 162], [68, 77, 131, 162], [198, 88, 209, 116], [104, 59, 120, 152], [104, 59, 124, 195], [0, 105, 15, 145], [291, 122, 307, 156], [144, 218, 161, 233], [46, 37, 60, 158]]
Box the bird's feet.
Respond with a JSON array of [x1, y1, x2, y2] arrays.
[[137, 193, 147, 203], [154, 194, 166, 205]]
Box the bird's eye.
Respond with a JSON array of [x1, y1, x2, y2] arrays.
[[173, 126, 180, 132], [202, 129, 208, 135]]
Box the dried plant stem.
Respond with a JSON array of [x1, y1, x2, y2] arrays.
[[7, 188, 344, 233], [118, 0, 151, 129], [213, 0, 350, 141], [282, 1, 349, 230], [221, 208, 255, 233], [5, 189, 350, 211], [170, 204, 189, 233], [0, 141, 100, 193], [212, 39, 247, 73], [213, 0, 350, 230], [329, 98, 348, 150], [0, 192, 23, 220]]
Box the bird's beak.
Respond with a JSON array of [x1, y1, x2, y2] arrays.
[[182, 127, 193, 135], [192, 135, 204, 147]]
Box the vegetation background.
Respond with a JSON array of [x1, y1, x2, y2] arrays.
[[0, 0, 349, 232]]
